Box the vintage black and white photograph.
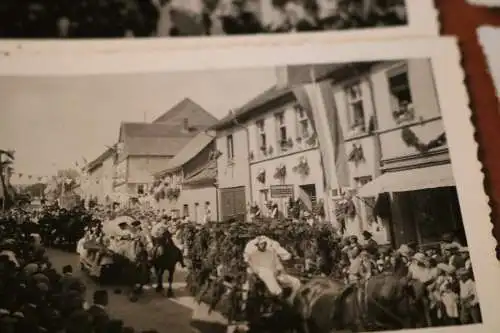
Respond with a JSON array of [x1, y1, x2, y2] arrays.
[[0, 0, 424, 39], [0, 39, 497, 333]]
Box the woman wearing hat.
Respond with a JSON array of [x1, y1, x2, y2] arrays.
[[362, 230, 378, 256]]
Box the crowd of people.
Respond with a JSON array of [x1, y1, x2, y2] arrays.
[[0, 206, 166, 333], [0, 0, 407, 38], [1, 199, 482, 332]]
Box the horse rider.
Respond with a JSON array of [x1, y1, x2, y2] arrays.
[[243, 235, 301, 306]]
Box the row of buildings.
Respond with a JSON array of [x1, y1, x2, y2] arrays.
[[81, 59, 464, 248]]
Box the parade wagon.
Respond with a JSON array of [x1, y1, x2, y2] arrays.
[[79, 215, 137, 285]]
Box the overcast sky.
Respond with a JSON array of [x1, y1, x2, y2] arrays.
[[0, 67, 277, 184]]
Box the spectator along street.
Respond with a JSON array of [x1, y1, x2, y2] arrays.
[[0, 61, 482, 333]]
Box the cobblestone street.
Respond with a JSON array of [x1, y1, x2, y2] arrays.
[[47, 249, 199, 333]]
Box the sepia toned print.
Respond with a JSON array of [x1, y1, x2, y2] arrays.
[[0, 0, 409, 38], [0, 39, 497, 333]]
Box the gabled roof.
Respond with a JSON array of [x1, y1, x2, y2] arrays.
[[213, 85, 294, 130], [152, 98, 219, 126], [116, 99, 219, 158], [211, 62, 376, 130], [85, 146, 116, 173], [182, 159, 217, 186], [156, 131, 215, 174], [125, 137, 193, 157]]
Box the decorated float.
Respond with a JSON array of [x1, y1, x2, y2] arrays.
[[177, 219, 341, 331]]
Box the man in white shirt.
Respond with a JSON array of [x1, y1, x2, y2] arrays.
[[244, 236, 301, 305]]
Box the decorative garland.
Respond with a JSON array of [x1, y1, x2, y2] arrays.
[[392, 103, 415, 124], [154, 188, 165, 202], [209, 150, 223, 160], [256, 169, 266, 183], [280, 138, 293, 150], [347, 143, 365, 165], [273, 164, 286, 179], [305, 133, 317, 146], [292, 156, 310, 176], [334, 197, 357, 221], [260, 145, 267, 156], [166, 187, 181, 200], [401, 128, 447, 153], [267, 145, 274, 155]]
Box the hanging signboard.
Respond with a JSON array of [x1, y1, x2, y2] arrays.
[[270, 185, 294, 198]]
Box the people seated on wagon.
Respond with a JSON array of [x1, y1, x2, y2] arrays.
[[243, 235, 301, 305]]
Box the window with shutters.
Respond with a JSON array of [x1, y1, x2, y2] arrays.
[[275, 112, 288, 152], [256, 119, 267, 156], [295, 104, 310, 139], [345, 82, 366, 133], [226, 134, 234, 160]]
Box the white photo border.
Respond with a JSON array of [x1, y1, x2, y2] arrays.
[[1, 37, 499, 332], [478, 26, 500, 98], [467, 0, 500, 7], [0, 0, 438, 56]]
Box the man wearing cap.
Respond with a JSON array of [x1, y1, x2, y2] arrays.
[[362, 230, 378, 256], [244, 236, 301, 305]]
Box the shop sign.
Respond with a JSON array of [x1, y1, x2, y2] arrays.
[[270, 185, 294, 198]]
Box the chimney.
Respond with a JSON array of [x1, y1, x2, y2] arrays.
[[182, 118, 189, 132], [275, 66, 289, 89]]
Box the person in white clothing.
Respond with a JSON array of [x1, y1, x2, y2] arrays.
[[244, 236, 301, 305], [203, 201, 212, 224]]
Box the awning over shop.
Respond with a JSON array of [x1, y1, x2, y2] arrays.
[[357, 164, 455, 197]]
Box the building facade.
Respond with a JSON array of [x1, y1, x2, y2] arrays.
[[112, 98, 219, 205], [247, 96, 324, 218], [82, 147, 116, 206], [152, 131, 219, 221], [214, 124, 251, 221], [337, 59, 460, 247], [213, 83, 331, 221]]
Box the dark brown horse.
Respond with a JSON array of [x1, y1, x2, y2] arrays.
[[293, 274, 427, 333], [150, 230, 185, 297]]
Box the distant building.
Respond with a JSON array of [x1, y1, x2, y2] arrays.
[[111, 98, 218, 205], [82, 146, 116, 206], [152, 130, 218, 222]]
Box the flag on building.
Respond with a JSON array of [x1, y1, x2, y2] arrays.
[[291, 65, 350, 192]]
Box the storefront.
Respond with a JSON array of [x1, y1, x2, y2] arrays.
[[358, 163, 463, 248]]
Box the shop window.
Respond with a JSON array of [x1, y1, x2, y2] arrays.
[[226, 134, 234, 160], [388, 66, 415, 124], [410, 187, 463, 245], [345, 82, 366, 134]]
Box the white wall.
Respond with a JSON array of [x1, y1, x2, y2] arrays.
[[250, 147, 325, 215], [216, 126, 251, 196]]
